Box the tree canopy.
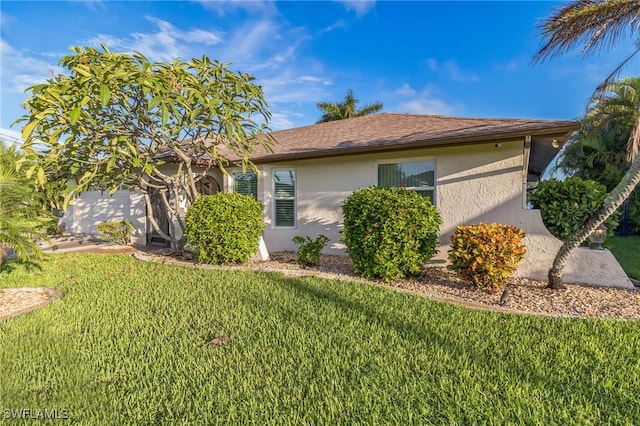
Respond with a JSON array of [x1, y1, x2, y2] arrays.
[[15, 45, 274, 250], [316, 89, 383, 123], [536, 0, 640, 289], [558, 77, 640, 189]]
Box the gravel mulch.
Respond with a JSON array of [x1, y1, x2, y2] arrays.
[[0, 287, 63, 321], [246, 252, 640, 320]]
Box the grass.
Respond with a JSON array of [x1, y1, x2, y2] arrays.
[[607, 236, 640, 280], [1, 254, 640, 424]]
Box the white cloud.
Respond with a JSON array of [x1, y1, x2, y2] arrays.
[[424, 58, 437, 71], [0, 38, 62, 94], [299, 76, 332, 85], [0, 128, 24, 146], [394, 83, 416, 97], [391, 83, 456, 116], [493, 59, 519, 72], [196, 0, 277, 16], [79, 0, 106, 11], [269, 112, 294, 130], [424, 58, 479, 83], [335, 0, 376, 16], [399, 99, 455, 115], [87, 16, 223, 62], [320, 20, 347, 34]]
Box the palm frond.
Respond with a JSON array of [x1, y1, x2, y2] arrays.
[[534, 0, 640, 63]]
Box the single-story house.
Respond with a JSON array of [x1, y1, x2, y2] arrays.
[[62, 113, 633, 288]]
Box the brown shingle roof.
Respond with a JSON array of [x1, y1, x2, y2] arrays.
[[248, 113, 579, 163]]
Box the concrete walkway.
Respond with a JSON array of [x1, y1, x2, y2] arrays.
[[39, 234, 125, 254]]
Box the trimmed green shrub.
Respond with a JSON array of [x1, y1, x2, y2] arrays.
[[96, 220, 133, 245], [341, 186, 442, 281], [292, 235, 329, 266], [529, 177, 619, 241], [184, 193, 264, 265], [448, 223, 527, 292]]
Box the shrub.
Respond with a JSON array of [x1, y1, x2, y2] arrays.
[[184, 193, 264, 265], [292, 235, 329, 266], [341, 186, 442, 281], [447, 223, 527, 292], [96, 220, 133, 245], [528, 177, 619, 241]]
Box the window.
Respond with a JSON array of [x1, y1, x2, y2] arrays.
[[378, 160, 436, 203], [234, 172, 258, 200], [273, 170, 296, 227]]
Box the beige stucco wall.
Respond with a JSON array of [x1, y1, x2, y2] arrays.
[[253, 140, 632, 289], [257, 140, 525, 254]]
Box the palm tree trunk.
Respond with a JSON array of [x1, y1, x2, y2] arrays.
[[548, 148, 640, 288]]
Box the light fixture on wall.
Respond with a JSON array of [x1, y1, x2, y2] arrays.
[[552, 139, 560, 148], [588, 223, 608, 250]]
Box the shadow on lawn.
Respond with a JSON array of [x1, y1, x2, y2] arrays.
[[272, 273, 639, 417]]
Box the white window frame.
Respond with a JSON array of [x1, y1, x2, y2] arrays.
[[375, 157, 437, 205], [272, 168, 296, 229]]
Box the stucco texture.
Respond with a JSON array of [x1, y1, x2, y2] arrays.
[[254, 139, 632, 289]]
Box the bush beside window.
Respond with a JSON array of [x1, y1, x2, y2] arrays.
[[341, 186, 442, 281], [529, 177, 619, 241], [292, 235, 329, 266], [447, 223, 527, 292], [184, 193, 264, 265]]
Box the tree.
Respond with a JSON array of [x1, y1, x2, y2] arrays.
[[316, 89, 383, 123], [535, 0, 640, 289], [0, 144, 50, 268], [557, 77, 640, 190], [15, 45, 274, 252]]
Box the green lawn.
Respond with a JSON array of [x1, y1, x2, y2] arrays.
[[608, 236, 640, 280], [1, 254, 640, 424]]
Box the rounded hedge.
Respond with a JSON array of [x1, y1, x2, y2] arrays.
[[528, 177, 619, 241], [184, 193, 264, 265], [341, 186, 442, 281]]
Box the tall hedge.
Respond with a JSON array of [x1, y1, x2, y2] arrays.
[[342, 186, 442, 281], [184, 193, 264, 264], [529, 177, 619, 241]]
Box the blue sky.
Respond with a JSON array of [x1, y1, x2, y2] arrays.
[[1, 0, 637, 143]]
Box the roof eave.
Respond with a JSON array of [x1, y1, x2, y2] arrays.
[[250, 124, 580, 164]]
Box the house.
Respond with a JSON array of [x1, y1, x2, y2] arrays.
[[63, 113, 633, 288]]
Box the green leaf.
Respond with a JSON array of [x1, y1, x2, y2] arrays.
[[100, 84, 111, 107], [149, 96, 162, 110], [74, 64, 92, 77], [144, 163, 153, 175], [161, 103, 168, 126], [37, 167, 47, 186], [21, 120, 38, 139], [70, 107, 81, 124], [106, 156, 117, 172]]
